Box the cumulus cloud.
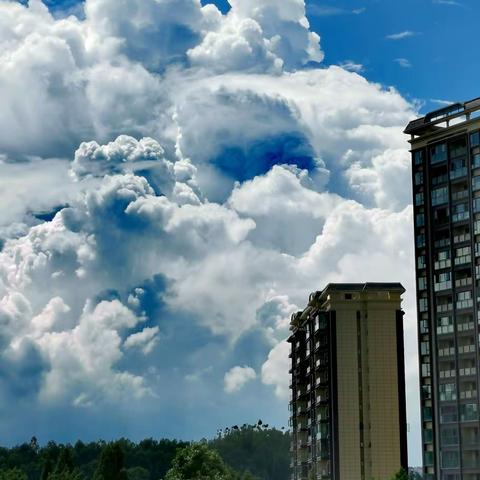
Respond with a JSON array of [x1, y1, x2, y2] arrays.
[[224, 365, 257, 393], [261, 341, 290, 399], [0, 0, 422, 462]]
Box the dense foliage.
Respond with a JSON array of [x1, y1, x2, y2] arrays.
[[0, 424, 290, 480], [211, 423, 289, 480]]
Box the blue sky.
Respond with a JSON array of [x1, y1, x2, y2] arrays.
[[1, 0, 477, 468], [25, 0, 480, 108]]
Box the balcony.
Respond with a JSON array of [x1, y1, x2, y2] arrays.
[[452, 190, 469, 201], [456, 299, 474, 309], [316, 394, 329, 405], [315, 375, 328, 387], [434, 238, 450, 248], [457, 321, 474, 332], [432, 174, 448, 186], [458, 344, 476, 354], [455, 277, 472, 288], [435, 281, 452, 292], [450, 167, 468, 180], [315, 358, 327, 369], [297, 423, 309, 432], [437, 303, 453, 313], [455, 255, 471, 265], [438, 346, 455, 357], [315, 340, 328, 351], [453, 233, 470, 244], [452, 211, 470, 223], [460, 390, 477, 400], [439, 369, 456, 379], [435, 259, 451, 270]]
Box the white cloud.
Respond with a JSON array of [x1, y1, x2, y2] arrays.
[[394, 58, 412, 68], [261, 341, 290, 399], [338, 60, 364, 73], [224, 365, 257, 393], [307, 5, 366, 17], [345, 148, 412, 210], [0, 0, 424, 462], [386, 31, 417, 40], [124, 326, 160, 355]]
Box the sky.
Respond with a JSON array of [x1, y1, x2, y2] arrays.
[[1, 0, 477, 468]]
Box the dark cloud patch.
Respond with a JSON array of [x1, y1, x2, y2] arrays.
[[0, 340, 48, 400], [33, 205, 69, 223], [211, 132, 317, 182], [230, 329, 272, 371]]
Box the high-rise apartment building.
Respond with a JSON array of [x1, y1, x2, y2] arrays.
[[288, 283, 408, 480], [406, 97, 480, 480]]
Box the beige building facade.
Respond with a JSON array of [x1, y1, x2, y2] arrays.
[[289, 283, 408, 480]]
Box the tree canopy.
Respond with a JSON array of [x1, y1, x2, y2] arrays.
[[0, 425, 290, 480]]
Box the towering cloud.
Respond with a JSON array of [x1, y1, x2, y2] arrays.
[[0, 0, 420, 462]]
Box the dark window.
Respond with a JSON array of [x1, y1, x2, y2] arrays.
[[471, 131, 480, 147]]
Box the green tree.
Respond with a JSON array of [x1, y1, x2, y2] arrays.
[[390, 468, 409, 480], [93, 443, 128, 480], [55, 448, 75, 475], [210, 424, 290, 480], [0, 468, 28, 480], [164, 443, 236, 480], [125, 466, 150, 480], [40, 459, 54, 480], [48, 470, 84, 480]]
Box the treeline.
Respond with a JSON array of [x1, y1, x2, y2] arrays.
[[0, 423, 290, 480]]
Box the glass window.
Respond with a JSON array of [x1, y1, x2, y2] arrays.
[[416, 213, 425, 227], [450, 157, 468, 179], [441, 405, 458, 423], [460, 403, 478, 422], [473, 153, 480, 169], [418, 276, 427, 290], [455, 246, 471, 265], [474, 198, 480, 213], [421, 340, 430, 356], [435, 250, 451, 269], [441, 426, 459, 446], [431, 143, 448, 164], [422, 384, 432, 400], [415, 171, 424, 186], [441, 450, 459, 469], [437, 316, 454, 335], [420, 319, 429, 334], [450, 138, 467, 158], [419, 298, 428, 313], [414, 150, 424, 165], [473, 176, 480, 191], [432, 186, 448, 206], [418, 255, 426, 269], [440, 383, 457, 401], [422, 362, 431, 377], [452, 202, 469, 222], [471, 131, 480, 147], [415, 192, 424, 206], [423, 406, 433, 421], [417, 234, 426, 248]]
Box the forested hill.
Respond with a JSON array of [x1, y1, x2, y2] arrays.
[[0, 424, 290, 480]]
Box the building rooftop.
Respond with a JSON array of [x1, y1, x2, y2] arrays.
[[321, 282, 405, 293], [290, 282, 405, 329], [404, 97, 480, 137]]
